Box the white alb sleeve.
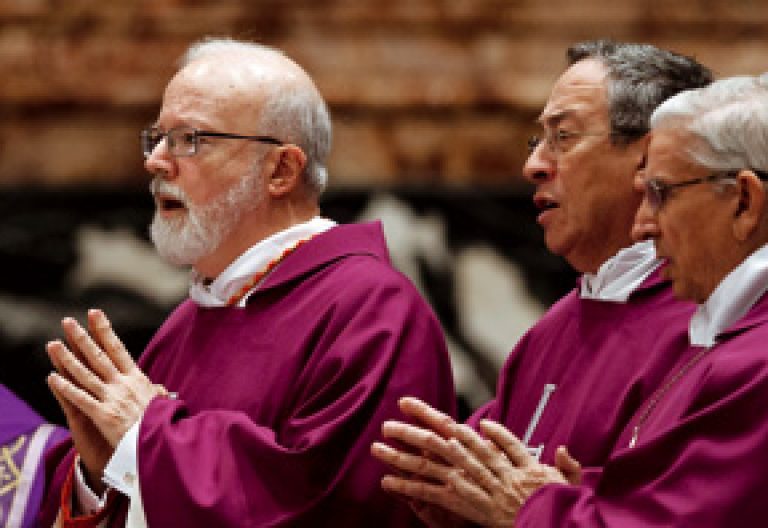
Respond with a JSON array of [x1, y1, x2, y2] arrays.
[[102, 421, 149, 527]]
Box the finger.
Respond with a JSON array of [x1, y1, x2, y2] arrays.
[[88, 309, 136, 374], [371, 442, 455, 482], [47, 372, 102, 421], [61, 317, 118, 380], [47, 340, 107, 399], [381, 475, 460, 513], [47, 372, 83, 422], [449, 422, 522, 483], [445, 467, 498, 515], [382, 475, 488, 526], [398, 397, 459, 439], [444, 436, 506, 496], [381, 420, 454, 461], [46, 340, 72, 380], [555, 446, 582, 485], [478, 420, 532, 468]]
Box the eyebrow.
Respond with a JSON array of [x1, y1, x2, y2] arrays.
[[537, 110, 575, 129]]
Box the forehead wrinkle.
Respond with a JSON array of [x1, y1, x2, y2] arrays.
[[537, 110, 572, 128], [538, 100, 604, 129], [540, 60, 610, 128], [161, 65, 270, 132], [647, 128, 702, 183], [158, 85, 224, 130]]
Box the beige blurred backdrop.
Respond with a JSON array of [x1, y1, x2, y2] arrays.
[[1, 0, 765, 189]]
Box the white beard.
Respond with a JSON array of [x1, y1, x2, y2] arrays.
[[149, 171, 263, 267]]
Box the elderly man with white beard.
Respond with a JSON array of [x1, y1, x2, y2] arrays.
[[37, 37, 456, 528]]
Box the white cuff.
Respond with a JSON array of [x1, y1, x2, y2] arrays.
[[102, 419, 150, 527], [102, 421, 140, 496]]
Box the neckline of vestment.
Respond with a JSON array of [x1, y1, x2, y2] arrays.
[[580, 240, 660, 303], [629, 243, 768, 448], [224, 235, 317, 306], [690, 243, 768, 347], [189, 217, 337, 308]]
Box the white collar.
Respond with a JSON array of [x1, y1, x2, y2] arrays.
[[189, 217, 337, 308], [690, 243, 768, 347], [580, 240, 661, 303]]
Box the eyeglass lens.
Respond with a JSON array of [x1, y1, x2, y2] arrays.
[[141, 127, 198, 158], [527, 136, 542, 153], [645, 181, 663, 210]]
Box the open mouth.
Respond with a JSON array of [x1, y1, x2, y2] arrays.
[[156, 194, 187, 212], [533, 195, 559, 211]]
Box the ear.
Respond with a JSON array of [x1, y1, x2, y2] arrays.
[[732, 170, 767, 241], [267, 145, 307, 198]]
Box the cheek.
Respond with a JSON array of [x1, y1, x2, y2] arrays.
[[176, 161, 227, 206], [176, 176, 206, 205], [664, 226, 698, 274]]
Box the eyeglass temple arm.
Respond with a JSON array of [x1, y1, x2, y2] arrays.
[[196, 131, 283, 145]]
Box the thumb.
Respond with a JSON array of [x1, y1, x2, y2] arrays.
[[555, 445, 582, 485]]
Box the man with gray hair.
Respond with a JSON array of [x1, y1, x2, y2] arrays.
[[372, 40, 712, 526], [518, 74, 768, 527], [38, 37, 456, 527]]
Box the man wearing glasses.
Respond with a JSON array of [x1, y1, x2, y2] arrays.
[[515, 74, 768, 527], [372, 41, 712, 526], [38, 38, 456, 527]]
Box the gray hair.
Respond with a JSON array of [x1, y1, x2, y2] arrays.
[[650, 75, 768, 174], [180, 37, 332, 194], [567, 40, 713, 145]]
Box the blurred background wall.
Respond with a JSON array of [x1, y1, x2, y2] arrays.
[[0, 0, 765, 422]]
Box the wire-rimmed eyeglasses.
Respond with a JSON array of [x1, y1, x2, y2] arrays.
[[527, 129, 613, 155], [141, 125, 284, 158], [644, 169, 768, 212]]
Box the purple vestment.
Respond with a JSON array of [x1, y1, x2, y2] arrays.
[[40, 222, 456, 527], [516, 290, 768, 527], [468, 270, 696, 467], [0, 384, 68, 528]]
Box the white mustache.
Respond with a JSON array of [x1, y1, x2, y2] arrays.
[[150, 178, 187, 204]]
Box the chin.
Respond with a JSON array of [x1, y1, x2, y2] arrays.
[[543, 230, 567, 256], [150, 214, 216, 267]]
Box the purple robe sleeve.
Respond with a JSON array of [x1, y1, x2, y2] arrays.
[[135, 260, 456, 527]]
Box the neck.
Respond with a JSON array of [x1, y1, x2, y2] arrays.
[[194, 199, 320, 279], [578, 244, 633, 274]]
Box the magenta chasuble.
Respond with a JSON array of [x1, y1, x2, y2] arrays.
[[40, 222, 456, 527], [468, 269, 696, 468], [516, 291, 768, 527]]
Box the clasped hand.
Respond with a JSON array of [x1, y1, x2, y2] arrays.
[[46, 309, 163, 489], [371, 397, 582, 528]]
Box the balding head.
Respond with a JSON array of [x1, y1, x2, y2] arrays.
[[177, 38, 331, 194]]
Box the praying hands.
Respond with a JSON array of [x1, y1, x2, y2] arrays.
[[46, 309, 164, 491], [371, 397, 582, 528]]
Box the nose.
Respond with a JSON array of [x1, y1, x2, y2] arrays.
[[144, 139, 175, 180], [522, 141, 556, 184], [631, 173, 660, 242]]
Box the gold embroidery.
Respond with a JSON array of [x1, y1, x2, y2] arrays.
[[0, 436, 26, 496]]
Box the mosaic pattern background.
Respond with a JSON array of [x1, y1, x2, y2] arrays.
[[0, 188, 575, 422]]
